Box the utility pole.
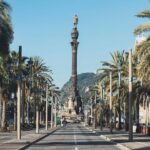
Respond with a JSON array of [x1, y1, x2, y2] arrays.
[[17, 46, 22, 140], [129, 49, 133, 141], [110, 71, 113, 134], [45, 84, 48, 130]]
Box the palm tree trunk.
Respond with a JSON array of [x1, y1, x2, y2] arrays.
[[39, 111, 42, 125], [114, 105, 116, 130], [34, 99, 36, 125], [14, 100, 17, 131], [26, 88, 30, 125], [0, 86, 2, 127], [26, 99, 30, 124], [136, 94, 140, 133], [1, 100, 6, 131], [21, 82, 25, 127], [125, 97, 129, 131], [118, 96, 121, 129], [0, 101, 2, 128]]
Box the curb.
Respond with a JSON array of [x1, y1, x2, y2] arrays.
[[100, 135, 131, 150], [18, 127, 60, 150], [85, 126, 131, 150]]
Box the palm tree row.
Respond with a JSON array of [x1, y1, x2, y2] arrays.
[[0, 0, 60, 132], [0, 50, 60, 131], [95, 7, 150, 131]]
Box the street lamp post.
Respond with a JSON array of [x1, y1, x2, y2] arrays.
[[17, 45, 22, 140], [27, 58, 33, 125], [17, 79, 21, 139], [110, 71, 113, 134], [36, 104, 39, 134], [129, 49, 133, 141]]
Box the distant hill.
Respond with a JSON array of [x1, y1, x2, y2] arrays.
[[61, 72, 100, 104]]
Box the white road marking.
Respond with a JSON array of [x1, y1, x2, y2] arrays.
[[75, 146, 78, 150], [74, 127, 79, 150], [74, 127, 77, 144]]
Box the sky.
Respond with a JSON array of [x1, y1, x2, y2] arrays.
[[8, 0, 149, 88]]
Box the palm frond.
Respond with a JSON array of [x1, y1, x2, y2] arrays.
[[136, 10, 150, 18], [134, 23, 150, 35]]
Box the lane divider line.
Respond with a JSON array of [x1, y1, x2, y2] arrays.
[[74, 127, 78, 150]]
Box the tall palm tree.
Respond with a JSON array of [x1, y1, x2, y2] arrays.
[[0, 57, 9, 131], [0, 0, 13, 57], [99, 51, 129, 129], [4, 50, 29, 130], [8, 51, 19, 130], [134, 7, 150, 132], [102, 51, 127, 128], [0, 0, 13, 131], [31, 56, 52, 126]]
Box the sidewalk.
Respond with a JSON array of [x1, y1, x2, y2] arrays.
[[0, 127, 59, 150], [86, 126, 150, 150]]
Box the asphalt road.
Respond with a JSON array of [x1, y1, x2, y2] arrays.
[[26, 124, 120, 150]]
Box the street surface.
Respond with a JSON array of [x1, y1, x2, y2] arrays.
[[27, 124, 120, 150]]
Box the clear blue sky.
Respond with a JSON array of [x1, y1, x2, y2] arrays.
[[8, 0, 148, 88]]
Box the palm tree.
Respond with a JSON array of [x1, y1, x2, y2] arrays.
[[137, 52, 150, 81], [0, 57, 9, 131], [7, 51, 18, 130], [134, 10, 150, 35], [134, 9, 150, 80], [0, 0, 13, 57], [0, 0, 13, 131], [30, 56, 52, 128], [98, 51, 129, 129], [134, 7, 150, 132], [134, 37, 150, 82], [102, 51, 127, 128]]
